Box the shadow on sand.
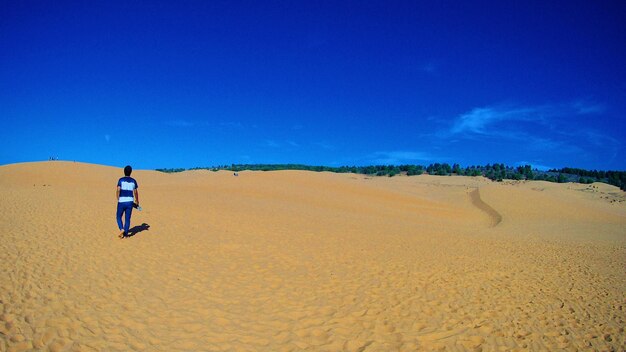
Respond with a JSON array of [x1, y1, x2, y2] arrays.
[[126, 223, 150, 238]]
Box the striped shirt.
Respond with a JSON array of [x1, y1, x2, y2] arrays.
[[117, 176, 138, 203]]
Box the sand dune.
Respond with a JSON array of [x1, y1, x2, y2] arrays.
[[1, 161, 624, 351]]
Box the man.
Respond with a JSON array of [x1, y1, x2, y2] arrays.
[[116, 165, 139, 239]]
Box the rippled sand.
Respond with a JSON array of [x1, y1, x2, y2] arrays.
[[1, 161, 624, 351]]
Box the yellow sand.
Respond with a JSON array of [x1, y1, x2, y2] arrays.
[[0, 161, 624, 351]]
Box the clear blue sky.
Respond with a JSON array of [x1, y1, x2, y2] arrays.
[[2, 1, 625, 170]]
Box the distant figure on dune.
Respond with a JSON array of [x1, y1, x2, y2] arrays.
[[116, 165, 139, 239]]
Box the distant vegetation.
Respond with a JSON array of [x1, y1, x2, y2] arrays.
[[156, 163, 626, 191], [154, 168, 186, 173]]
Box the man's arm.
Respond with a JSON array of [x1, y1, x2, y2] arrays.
[[134, 189, 139, 205], [116, 186, 120, 200]]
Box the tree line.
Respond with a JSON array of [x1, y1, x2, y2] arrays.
[[156, 163, 626, 191]]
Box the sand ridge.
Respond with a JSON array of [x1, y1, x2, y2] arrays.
[[1, 161, 625, 351]]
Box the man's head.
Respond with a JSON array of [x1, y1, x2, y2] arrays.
[[124, 165, 132, 176]]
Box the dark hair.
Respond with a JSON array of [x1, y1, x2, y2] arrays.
[[124, 165, 132, 176]]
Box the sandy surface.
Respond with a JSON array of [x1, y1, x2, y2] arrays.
[[0, 161, 624, 351]]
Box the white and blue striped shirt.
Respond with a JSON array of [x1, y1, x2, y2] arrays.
[[117, 177, 138, 203]]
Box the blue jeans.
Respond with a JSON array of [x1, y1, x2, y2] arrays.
[[116, 202, 134, 234]]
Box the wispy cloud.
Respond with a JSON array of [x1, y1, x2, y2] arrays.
[[368, 151, 435, 165], [572, 100, 606, 115], [165, 120, 195, 127], [445, 102, 617, 154], [580, 130, 620, 147], [219, 121, 243, 128], [449, 100, 608, 138], [104, 134, 110, 142], [314, 141, 334, 150], [262, 140, 300, 148], [563, 130, 620, 162], [450, 106, 541, 135], [264, 140, 280, 148]]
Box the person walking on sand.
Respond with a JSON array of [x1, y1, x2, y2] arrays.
[[116, 165, 139, 239]]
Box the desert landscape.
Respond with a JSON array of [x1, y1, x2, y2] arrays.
[[0, 161, 624, 351]]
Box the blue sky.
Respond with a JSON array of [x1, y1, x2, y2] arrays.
[[1, 1, 625, 170]]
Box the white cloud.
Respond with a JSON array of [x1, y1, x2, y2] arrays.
[[450, 101, 609, 138], [450, 106, 539, 135], [442, 101, 619, 162]]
